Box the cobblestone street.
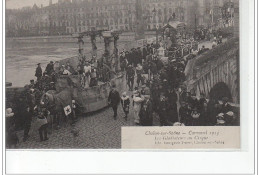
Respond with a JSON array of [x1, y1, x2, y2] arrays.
[[14, 97, 160, 149]]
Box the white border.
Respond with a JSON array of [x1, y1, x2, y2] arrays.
[[2, 0, 256, 174]]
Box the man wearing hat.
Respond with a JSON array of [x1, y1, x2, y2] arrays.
[[126, 64, 135, 91], [166, 87, 178, 124], [108, 84, 121, 120], [45, 61, 54, 76], [23, 105, 33, 142], [179, 101, 191, 125], [136, 64, 144, 87], [139, 88, 153, 126], [35, 63, 42, 81], [158, 92, 168, 126]]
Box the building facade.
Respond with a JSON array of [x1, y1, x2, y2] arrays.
[[6, 0, 237, 37]]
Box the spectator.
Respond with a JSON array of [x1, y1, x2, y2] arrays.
[[132, 90, 144, 125], [35, 63, 42, 81], [45, 61, 54, 76], [108, 84, 121, 120], [121, 92, 130, 121], [23, 106, 33, 142], [37, 109, 49, 141], [139, 88, 153, 126]]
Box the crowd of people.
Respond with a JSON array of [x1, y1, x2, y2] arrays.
[[108, 34, 238, 127], [6, 28, 237, 148]]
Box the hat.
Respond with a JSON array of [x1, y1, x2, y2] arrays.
[[30, 79, 34, 82], [173, 122, 185, 126], [50, 61, 54, 63], [141, 85, 146, 88], [217, 113, 224, 118], [37, 63, 41, 65], [50, 82, 55, 84], [122, 92, 127, 96], [226, 111, 234, 117], [6, 108, 14, 118]]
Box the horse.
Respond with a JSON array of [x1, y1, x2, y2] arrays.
[[40, 88, 75, 129]]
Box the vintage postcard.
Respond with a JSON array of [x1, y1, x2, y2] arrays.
[[5, 0, 240, 150]]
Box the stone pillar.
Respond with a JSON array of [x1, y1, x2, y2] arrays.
[[233, 0, 239, 38]]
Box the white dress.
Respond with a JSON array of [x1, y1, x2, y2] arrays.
[[133, 95, 144, 124]]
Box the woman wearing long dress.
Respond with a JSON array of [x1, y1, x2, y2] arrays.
[[132, 91, 144, 125]]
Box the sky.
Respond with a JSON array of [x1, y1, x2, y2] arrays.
[[6, 0, 58, 9]]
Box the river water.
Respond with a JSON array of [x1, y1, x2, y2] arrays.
[[6, 37, 111, 87]]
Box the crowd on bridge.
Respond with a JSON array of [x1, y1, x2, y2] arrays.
[[6, 27, 237, 148], [108, 36, 238, 127]]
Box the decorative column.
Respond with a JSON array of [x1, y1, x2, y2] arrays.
[[103, 35, 113, 67], [113, 34, 119, 72], [90, 32, 98, 57], [77, 35, 85, 66]]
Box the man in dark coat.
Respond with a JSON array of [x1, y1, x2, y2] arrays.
[[23, 106, 33, 142], [158, 93, 168, 126], [140, 88, 153, 126], [179, 102, 192, 126], [126, 65, 135, 91], [166, 88, 178, 124], [108, 84, 121, 120], [35, 63, 42, 81], [45, 61, 54, 76], [151, 83, 160, 113]]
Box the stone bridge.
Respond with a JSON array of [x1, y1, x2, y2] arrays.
[[184, 37, 239, 104]]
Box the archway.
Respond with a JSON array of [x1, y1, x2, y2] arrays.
[[209, 82, 232, 102]]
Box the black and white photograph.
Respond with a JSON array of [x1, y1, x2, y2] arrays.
[[5, 0, 240, 149]]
